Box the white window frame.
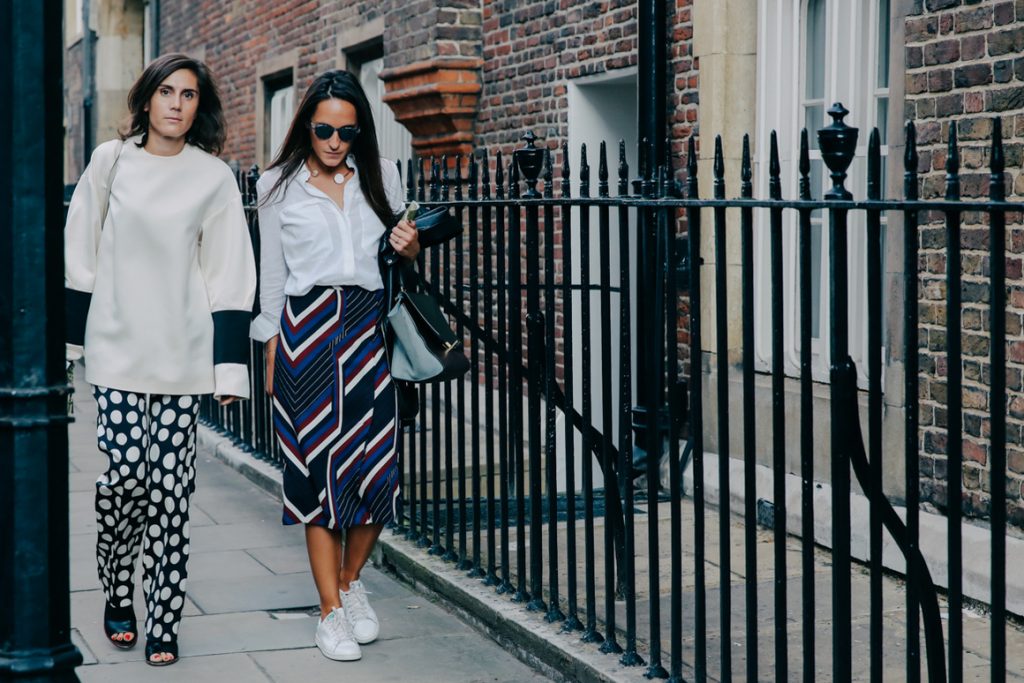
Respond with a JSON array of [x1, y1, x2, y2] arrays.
[[267, 83, 294, 163], [356, 56, 413, 165], [754, 0, 890, 386]]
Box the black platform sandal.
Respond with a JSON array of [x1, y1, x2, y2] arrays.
[[102, 603, 137, 650], [145, 640, 179, 667]]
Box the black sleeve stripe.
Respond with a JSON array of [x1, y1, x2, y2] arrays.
[[213, 310, 251, 365], [66, 288, 92, 346]]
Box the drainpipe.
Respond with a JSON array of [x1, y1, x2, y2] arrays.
[[632, 0, 669, 476], [152, 0, 160, 57], [82, 0, 95, 168]]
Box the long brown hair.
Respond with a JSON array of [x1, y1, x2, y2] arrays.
[[262, 70, 393, 228], [120, 53, 227, 155]]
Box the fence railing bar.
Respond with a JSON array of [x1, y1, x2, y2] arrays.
[[739, 133, 759, 683], [685, 136, 708, 682], [866, 127, 885, 683], [578, 144, 603, 644], [989, 116, 1007, 683], [509, 157, 530, 603], [797, 128, 816, 683], [768, 131, 789, 683], [711, 135, 733, 682], [560, 140, 584, 633], [494, 152, 514, 594], [944, 122, 964, 683], [597, 140, 627, 659]]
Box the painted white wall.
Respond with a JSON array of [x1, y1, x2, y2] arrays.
[[555, 70, 639, 493]]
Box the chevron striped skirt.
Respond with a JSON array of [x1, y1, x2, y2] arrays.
[[272, 285, 399, 528]]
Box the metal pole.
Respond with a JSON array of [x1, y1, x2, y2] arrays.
[[633, 0, 668, 479], [0, 1, 83, 681]]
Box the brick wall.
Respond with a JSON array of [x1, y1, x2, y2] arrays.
[[477, 0, 698, 154], [905, 0, 1024, 526], [152, 0, 474, 166]]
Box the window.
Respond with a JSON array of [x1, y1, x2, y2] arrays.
[[346, 43, 413, 164], [143, 0, 157, 66], [263, 75, 294, 166], [755, 0, 891, 384]]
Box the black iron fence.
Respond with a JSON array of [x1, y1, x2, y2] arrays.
[[200, 103, 1023, 682]]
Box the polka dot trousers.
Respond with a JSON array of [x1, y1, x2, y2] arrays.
[[93, 386, 200, 644]]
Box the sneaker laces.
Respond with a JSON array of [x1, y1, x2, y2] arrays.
[[331, 607, 356, 640], [344, 584, 372, 623]]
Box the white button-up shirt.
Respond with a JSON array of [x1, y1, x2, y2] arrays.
[[249, 156, 405, 342]]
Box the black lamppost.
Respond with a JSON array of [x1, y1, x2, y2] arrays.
[[0, 1, 83, 681]]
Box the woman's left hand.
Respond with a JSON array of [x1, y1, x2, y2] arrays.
[[389, 219, 420, 261], [218, 396, 240, 406]]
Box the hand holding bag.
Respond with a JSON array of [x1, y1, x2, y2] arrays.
[[379, 205, 469, 384]]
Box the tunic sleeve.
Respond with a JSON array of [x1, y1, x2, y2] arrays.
[[64, 141, 118, 356], [199, 187, 257, 400], [249, 174, 288, 344]]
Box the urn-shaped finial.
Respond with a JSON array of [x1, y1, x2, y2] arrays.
[[515, 131, 544, 198], [817, 103, 859, 200]]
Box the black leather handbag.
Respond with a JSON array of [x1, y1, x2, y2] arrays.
[[379, 205, 468, 420]]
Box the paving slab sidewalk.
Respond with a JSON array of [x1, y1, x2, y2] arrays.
[[67, 374, 549, 683]]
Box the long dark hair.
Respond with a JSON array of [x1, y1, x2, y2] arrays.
[[120, 53, 226, 155], [263, 70, 393, 228]]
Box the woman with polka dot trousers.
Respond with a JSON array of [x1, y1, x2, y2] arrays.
[[64, 54, 256, 666]]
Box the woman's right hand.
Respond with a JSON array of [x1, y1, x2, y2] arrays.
[[265, 335, 278, 396]]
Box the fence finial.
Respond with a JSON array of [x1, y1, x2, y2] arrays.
[[686, 136, 698, 199], [713, 135, 725, 200], [454, 154, 463, 201], [495, 150, 505, 199], [468, 152, 478, 201], [598, 141, 609, 198], [867, 128, 881, 201], [561, 141, 571, 199], [799, 129, 811, 200], [617, 139, 629, 196], [481, 149, 491, 200], [769, 131, 781, 201], [741, 134, 752, 199], [515, 131, 543, 198], [579, 143, 590, 198], [543, 148, 554, 199], [991, 117, 1005, 203], [945, 122, 960, 201], [818, 102, 858, 200]]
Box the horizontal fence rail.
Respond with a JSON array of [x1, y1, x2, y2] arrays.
[[194, 103, 1024, 682]]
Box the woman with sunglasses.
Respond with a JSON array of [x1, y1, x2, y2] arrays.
[[250, 70, 418, 662], [64, 53, 256, 666]]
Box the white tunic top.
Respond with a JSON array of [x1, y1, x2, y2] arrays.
[[249, 156, 405, 343], [64, 137, 257, 398]]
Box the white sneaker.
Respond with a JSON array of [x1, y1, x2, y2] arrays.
[[341, 580, 379, 644], [314, 607, 361, 661]]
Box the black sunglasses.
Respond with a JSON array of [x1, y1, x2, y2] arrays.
[[309, 122, 360, 142]]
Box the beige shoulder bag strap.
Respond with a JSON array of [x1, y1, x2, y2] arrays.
[[100, 140, 126, 229]]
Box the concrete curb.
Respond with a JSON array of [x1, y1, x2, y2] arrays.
[[197, 423, 646, 683]]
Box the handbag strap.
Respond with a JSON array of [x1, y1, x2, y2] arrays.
[[100, 140, 125, 229]]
